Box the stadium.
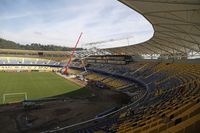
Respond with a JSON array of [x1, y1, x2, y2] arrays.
[[0, 0, 200, 133]]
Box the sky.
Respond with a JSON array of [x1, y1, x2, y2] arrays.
[[0, 0, 154, 48]]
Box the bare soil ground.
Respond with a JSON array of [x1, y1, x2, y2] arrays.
[[0, 82, 130, 133]]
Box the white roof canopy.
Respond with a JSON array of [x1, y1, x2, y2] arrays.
[[106, 0, 200, 56]]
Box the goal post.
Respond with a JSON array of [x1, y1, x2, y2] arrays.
[[3, 92, 27, 104]]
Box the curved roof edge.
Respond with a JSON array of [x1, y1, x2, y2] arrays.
[[106, 0, 200, 56]]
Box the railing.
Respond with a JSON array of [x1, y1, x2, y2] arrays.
[[41, 68, 150, 133]]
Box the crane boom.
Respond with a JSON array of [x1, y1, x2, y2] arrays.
[[63, 32, 83, 74]]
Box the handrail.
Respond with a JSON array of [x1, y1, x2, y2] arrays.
[[41, 75, 150, 133]]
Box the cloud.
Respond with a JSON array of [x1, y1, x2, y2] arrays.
[[0, 0, 154, 48]]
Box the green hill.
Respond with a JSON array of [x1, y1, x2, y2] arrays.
[[0, 38, 82, 51]]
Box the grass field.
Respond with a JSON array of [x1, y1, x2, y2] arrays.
[[0, 72, 82, 104]]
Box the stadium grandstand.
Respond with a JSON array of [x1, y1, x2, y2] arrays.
[[0, 0, 199, 133], [56, 0, 200, 133], [0, 48, 71, 61], [0, 49, 69, 71]]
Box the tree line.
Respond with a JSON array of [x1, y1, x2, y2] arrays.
[[0, 38, 82, 51]]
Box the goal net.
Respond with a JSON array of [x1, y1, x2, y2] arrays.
[[3, 92, 27, 104]]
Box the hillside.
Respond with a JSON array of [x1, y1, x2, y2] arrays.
[[0, 38, 82, 51]]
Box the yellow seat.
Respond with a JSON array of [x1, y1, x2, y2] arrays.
[[164, 113, 200, 133]]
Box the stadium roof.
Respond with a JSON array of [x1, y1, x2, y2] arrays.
[[106, 0, 200, 56]]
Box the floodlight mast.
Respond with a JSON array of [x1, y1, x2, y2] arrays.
[[63, 32, 83, 74]]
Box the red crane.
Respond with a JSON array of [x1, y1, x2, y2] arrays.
[[63, 32, 83, 74]]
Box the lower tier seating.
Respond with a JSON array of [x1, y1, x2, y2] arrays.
[[73, 61, 200, 133]]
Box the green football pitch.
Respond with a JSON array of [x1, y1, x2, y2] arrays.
[[0, 72, 81, 104]]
